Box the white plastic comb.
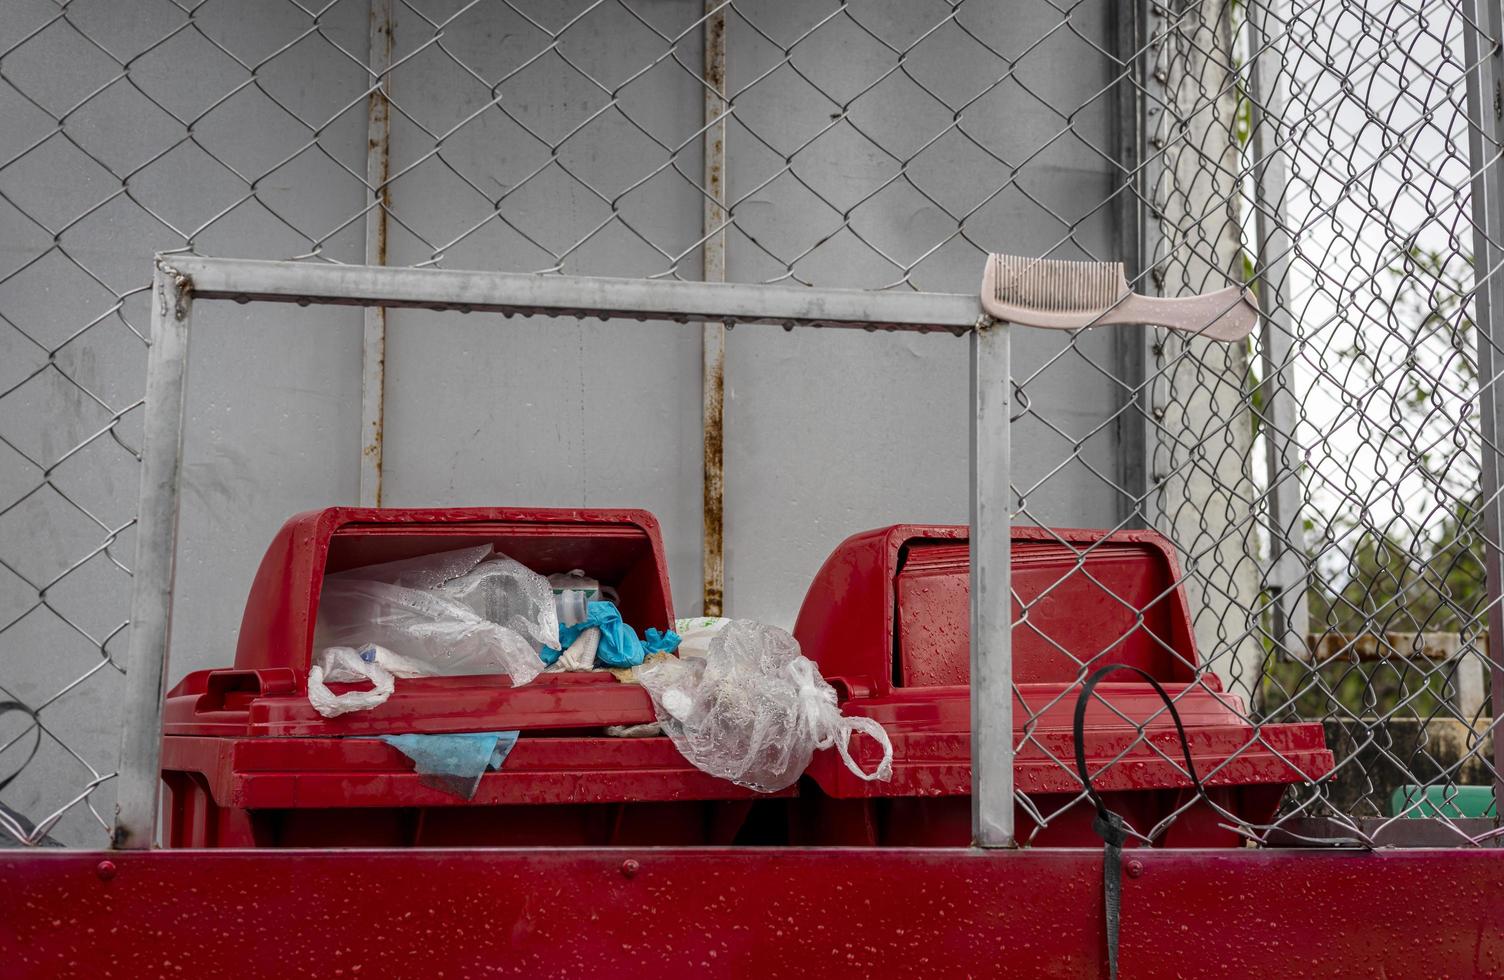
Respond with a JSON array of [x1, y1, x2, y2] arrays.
[[980, 254, 1259, 341]]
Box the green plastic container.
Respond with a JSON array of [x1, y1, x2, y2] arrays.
[[1391, 784, 1496, 819]]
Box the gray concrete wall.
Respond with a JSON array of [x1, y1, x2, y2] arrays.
[[724, 0, 1128, 621]]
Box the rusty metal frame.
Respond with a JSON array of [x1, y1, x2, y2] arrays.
[[359, 0, 393, 508], [110, 254, 1013, 849], [702, 1, 728, 616]]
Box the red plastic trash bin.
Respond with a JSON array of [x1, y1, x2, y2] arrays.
[[161, 507, 784, 848], [163, 510, 1332, 850], [790, 524, 1335, 847]]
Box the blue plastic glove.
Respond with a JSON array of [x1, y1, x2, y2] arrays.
[[541, 600, 647, 668], [643, 628, 682, 655]]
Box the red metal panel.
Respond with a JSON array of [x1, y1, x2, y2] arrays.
[[1119, 849, 1504, 976], [2, 849, 1499, 978]]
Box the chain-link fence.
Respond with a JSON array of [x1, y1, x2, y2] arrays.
[[997, 0, 1501, 847], [0, 0, 1499, 848], [1143, 0, 1499, 845]]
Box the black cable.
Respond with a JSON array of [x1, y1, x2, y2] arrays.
[[0, 700, 42, 796], [0, 699, 52, 847], [1072, 665, 1205, 980]]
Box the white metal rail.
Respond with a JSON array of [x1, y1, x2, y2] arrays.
[[112, 254, 1015, 849]]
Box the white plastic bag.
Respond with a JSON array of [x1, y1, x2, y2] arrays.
[[672, 616, 730, 659], [314, 546, 556, 685], [635, 620, 894, 792], [307, 646, 397, 717], [307, 643, 439, 717]]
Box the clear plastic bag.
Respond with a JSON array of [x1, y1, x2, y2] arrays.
[[313, 546, 556, 685], [635, 620, 893, 792], [441, 556, 559, 651], [328, 544, 492, 590]]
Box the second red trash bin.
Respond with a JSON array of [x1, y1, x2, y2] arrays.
[[790, 524, 1335, 847]]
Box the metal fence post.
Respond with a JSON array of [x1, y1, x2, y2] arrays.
[[1461, 0, 1504, 816], [702, 0, 728, 617], [1112, 0, 1149, 527], [112, 263, 193, 849], [1247, 0, 1310, 664], [971, 317, 1014, 848]]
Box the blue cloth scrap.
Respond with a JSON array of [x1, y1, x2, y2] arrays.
[[378, 730, 520, 801], [540, 600, 680, 668]]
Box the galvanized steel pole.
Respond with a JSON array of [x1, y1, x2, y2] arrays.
[[1461, 0, 1504, 814], [1111, 0, 1149, 528], [971, 316, 1015, 847], [1247, 0, 1310, 666], [112, 263, 193, 849], [170, 257, 980, 330]]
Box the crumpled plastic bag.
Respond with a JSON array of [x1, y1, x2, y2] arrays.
[[307, 644, 430, 717], [442, 556, 559, 649], [635, 620, 893, 792], [314, 546, 556, 686]]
